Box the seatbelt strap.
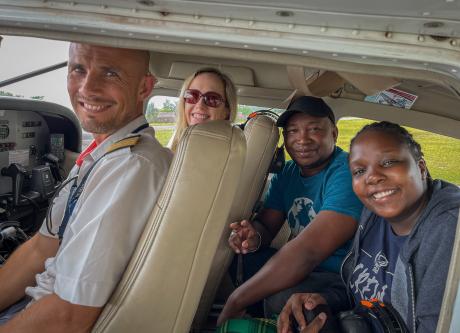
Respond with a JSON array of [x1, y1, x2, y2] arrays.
[[57, 123, 148, 241]]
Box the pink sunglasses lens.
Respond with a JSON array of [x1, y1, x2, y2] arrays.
[[184, 89, 224, 107], [202, 92, 223, 107], [184, 90, 200, 104]]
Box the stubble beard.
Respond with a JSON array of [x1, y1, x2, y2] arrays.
[[80, 116, 119, 136]]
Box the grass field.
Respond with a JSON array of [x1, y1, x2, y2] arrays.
[[154, 119, 460, 184], [336, 119, 460, 185], [155, 130, 173, 146]]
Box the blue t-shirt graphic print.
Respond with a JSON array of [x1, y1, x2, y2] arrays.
[[287, 197, 317, 236]]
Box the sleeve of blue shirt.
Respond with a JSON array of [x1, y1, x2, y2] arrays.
[[320, 158, 363, 222], [263, 161, 292, 212], [263, 175, 283, 211]]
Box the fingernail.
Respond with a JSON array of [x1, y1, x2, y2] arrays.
[[318, 313, 326, 320]]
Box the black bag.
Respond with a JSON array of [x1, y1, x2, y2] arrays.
[[295, 300, 409, 333]]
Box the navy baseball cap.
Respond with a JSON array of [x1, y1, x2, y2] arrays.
[[276, 96, 335, 127]]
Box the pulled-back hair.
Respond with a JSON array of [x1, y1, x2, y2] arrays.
[[350, 121, 424, 161]]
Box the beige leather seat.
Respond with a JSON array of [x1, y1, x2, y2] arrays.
[[92, 120, 246, 333], [192, 114, 280, 331]]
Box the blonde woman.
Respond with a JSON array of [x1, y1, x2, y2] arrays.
[[169, 68, 238, 151]]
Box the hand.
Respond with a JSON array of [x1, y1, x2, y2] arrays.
[[300, 313, 327, 333], [277, 293, 327, 333], [228, 220, 261, 254], [217, 297, 246, 326]]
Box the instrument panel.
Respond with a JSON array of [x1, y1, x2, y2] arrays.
[[0, 110, 51, 195]]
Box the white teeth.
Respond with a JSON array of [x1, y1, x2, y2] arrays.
[[83, 103, 106, 111], [373, 189, 396, 199], [192, 113, 209, 120]]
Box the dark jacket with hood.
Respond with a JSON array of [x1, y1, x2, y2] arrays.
[[339, 180, 460, 333]]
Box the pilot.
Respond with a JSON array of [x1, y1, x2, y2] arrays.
[[0, 43, 172, 332], [169, 67, 238, 151], [219, 96, 363, 323]]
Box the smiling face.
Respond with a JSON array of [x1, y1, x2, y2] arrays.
[[283, 112, 337, 177], [67, 43, 154, 143], [184, 72, 230, 126], [349, 130, 428, 234]]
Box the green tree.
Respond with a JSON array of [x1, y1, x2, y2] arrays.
[[238, 105, 254, 117], [161, 99, 177, 113], [30, 96, 45, 100], [0, 90, 24, 98], [145, 100, 159, 123]]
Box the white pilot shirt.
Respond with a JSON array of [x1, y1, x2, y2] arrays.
[[26, 116, 172, 307]]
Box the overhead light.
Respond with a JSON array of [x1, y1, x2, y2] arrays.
[[276, 11, 294, 17], [137, 0, 155, 6], [423, 21, 444, 28]]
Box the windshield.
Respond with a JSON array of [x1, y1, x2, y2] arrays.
[[0, 36, 70, 108], [2, 36, 459, 185]]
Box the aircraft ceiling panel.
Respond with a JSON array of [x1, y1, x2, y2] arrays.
[[15, 0, 458, 37]]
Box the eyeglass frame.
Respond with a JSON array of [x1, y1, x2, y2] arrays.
[[183, 89, 229, 108]]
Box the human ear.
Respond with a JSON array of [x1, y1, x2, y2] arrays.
[[418, 158, 428, 180], [332, 124, 338, 143], [138, 73, 156, 101]]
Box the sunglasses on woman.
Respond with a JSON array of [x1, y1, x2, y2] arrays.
[[184, 89, 227, 108]]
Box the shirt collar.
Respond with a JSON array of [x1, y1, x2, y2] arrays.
[[83, 116, 148, 164]]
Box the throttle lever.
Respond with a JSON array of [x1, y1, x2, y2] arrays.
[[1, 163, 28, 206]]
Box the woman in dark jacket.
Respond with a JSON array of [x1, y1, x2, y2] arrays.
[[278, 121, 460, 333]]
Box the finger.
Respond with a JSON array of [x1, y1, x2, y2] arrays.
[[301, 313, 326, 333], [277, 308, 292, 333], [241, 238, 258, 253], [228, 241, 241, 253], [228, 233, 242, 253], [240, 219, 255, 231], [229, 222, 242, 231], [304, 294, 327, 310], [292, 297, 307, 331], [240, 240, 250, 253]]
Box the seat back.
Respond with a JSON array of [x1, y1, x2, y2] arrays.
[[192, 115, 279, 330], [92, 120, 246, 333]]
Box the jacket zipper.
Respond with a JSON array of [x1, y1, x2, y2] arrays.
[[341, 223, 368, 307], [408, 265, 416, 332], [340, 250, 352, 286], [340, 249, 354, 307]]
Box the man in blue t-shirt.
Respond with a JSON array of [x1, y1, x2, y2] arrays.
[[218, 96, 363, 324]]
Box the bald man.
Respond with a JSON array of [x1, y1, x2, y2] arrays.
[[0, 43, 172, 332]]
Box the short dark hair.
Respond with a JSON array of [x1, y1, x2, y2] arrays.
[[350, 121, 424, 162]]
